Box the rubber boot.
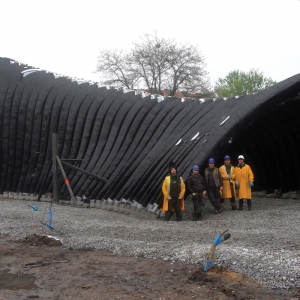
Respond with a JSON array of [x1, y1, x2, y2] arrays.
[[164, 211, 172, 221], [220, 198, 225, 210], [239, 199, 243, 210], [230, 199, 237, 210], [247, 199, 252, 211], [175, 210, 182, 221], [193, 210, 202, 221], [198, 210, 202, 221], [200, 206, 205, 219], [192, 212, 196, 221]]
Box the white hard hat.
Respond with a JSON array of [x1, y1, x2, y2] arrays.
[[238, 155, 245, 160]]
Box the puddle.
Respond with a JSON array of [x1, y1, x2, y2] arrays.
[[0, 270, 37, 290]]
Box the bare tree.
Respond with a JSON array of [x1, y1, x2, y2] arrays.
[[96, 50, 139, 89], [96, 33, 211, 96]]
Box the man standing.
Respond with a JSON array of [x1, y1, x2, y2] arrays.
[[186, 165, 206, 221], [204, 158, 223, 214], [162, 163, 185, 221], [235, 155, 254, 211], [219, 155, 237, 210]]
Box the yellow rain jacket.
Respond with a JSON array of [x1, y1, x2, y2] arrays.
[[219, 165, 236, 199], [235, 164, 254, 199], [162, 175, 185, 212]]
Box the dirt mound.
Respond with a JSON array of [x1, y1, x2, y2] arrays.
[[188, 267, 300, 300], [22, 234, 62, 247], [188, 267, 258, 285]]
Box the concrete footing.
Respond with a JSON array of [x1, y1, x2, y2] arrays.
[[159, 211, 165, 218], [83, 202, 90, 208], [96, 200, 102, 208], [0, 191, 163, 220], [290, 191, 299, 199], [119, 202, 126, 213], [282, 192, 291, 199], [76, 196, 83, 207], [257, 190, 266, 197], [101, 199, 108, 210], [31, 194, 38, 201], [113, 200, 120, 212], [106, 198, 114, 211], [123, 203, 132, 215]]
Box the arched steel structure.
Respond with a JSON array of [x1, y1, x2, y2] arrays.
[[1, 57, 300, 206]]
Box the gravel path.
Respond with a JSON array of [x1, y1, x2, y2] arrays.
[[0, 197, 299, 289]]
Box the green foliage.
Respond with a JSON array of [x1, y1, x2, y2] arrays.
[[214, 69, 277, 98]]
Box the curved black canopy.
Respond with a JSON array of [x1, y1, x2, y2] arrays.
[[0, 57, 299, 206]]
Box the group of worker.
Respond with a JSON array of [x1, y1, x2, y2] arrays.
[[162, 155, 254, 221]]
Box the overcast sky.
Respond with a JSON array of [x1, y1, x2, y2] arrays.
[[1, 0, 299, 87]]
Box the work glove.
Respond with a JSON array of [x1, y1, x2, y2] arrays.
[[227, 174, 231, 179], [249, 182, 254, 188], [203, 191, 207, 198], [235, 181, 239, 188], [168, 196, 172, 200], [192, 193, 196, 196]]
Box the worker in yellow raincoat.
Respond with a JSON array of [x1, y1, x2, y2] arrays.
[[219, 155, 237, 210], [235, 155, 254, 211], [162, 163, 185, 221]]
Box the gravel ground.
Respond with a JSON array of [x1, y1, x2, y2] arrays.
[[0, 197, 300, 289]]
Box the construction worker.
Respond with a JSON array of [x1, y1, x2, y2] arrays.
[[204, 158, 223, 214], [186, 165, 207, 221], [235, 155, 254, 211], [219, 155, 237, 210], [162, 163, 185, 221]]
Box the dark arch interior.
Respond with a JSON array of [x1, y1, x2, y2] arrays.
[[217, 94, 300, 193]]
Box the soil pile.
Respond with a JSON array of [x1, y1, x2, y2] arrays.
[[22, 234, 62, 247]]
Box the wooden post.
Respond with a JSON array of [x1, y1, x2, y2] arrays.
[[56, 156, 77, 206]]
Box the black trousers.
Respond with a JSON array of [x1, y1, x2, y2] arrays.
[[167, 197, 180, 212], [165, 197, 182, 221], [239, 199, 252, 209], [192, 195, 205, 220], [207, 187, 221, 210]]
